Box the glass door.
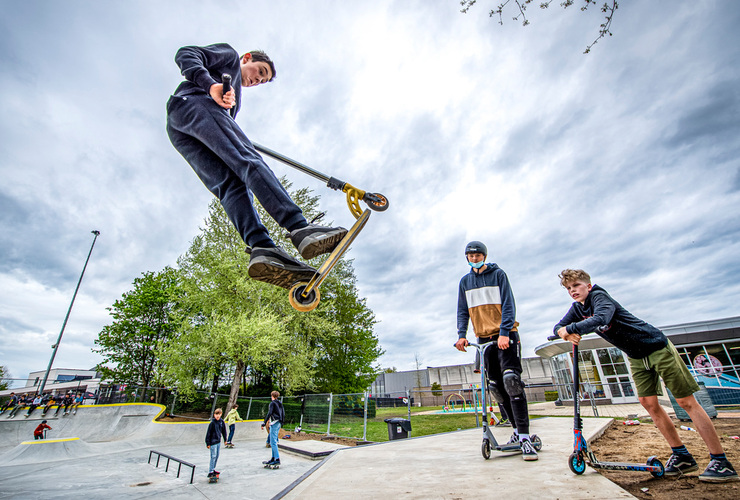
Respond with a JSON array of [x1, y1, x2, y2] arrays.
[[597, 347, 638, 403]]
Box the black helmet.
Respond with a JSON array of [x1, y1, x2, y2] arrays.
[[464, 241, 487, 257]]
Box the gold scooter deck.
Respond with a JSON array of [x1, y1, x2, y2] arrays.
[[288, 209, 371, 312]]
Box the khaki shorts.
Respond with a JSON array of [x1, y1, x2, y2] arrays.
[[629, 341, 700, 399]]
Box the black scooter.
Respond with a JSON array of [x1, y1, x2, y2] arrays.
[[467, 342, 543, 459], [547, 334, 664, 477]]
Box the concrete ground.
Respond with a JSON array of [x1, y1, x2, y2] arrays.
[[0, 402, 651, 499]]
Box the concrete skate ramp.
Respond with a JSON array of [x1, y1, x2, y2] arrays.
[[0, 403, 264, 464], [0, 438, 103, 465]]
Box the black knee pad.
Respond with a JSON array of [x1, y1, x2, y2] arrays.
[[488, 381, 506, 405], [503, 370, 525, 399]]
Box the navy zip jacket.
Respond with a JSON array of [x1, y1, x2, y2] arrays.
[[205, 417, 228, 446], [457, 263, 519, 341], [173, 43, 243, 119], [263, 399, 285, 426], [553, 284, 668, 359]]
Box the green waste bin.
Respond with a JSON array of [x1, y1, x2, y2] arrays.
[[384, 417, 412, 440]]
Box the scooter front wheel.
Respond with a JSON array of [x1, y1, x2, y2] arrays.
[[481, 438, 491, 460], [289, 283, 321, 312], [531, 434, 543, 451], [364, 192, 389, 212], [647, 456, 665, 478], [569, 452, 586, 475]]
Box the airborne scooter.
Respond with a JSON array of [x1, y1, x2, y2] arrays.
[[222, 75, 389, 312], [467, 342, 543, 459], [547, 334, 665, 477]]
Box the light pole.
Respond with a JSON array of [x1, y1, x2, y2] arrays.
[[38, 230, 101, 395]]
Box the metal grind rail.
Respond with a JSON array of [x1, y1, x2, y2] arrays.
[[148, 450, 196, 484]]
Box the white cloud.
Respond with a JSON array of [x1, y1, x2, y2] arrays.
[[1, 1, 739, 384]]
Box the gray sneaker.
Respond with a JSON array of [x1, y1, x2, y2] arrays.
[[248, 246, 316, 289], [664, 453, 698, 476], [699, 458, 739, 482], [290, 224, 347, 260], [520, 438, 538, 461]]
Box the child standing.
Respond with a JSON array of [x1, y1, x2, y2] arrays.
[[553, 269, 738, 482], [205, 408, 227, 478], [261, 391, 285, 467], [167, 43, 347, 289], [455, 241, 536, 460], [225, 404, 241, 448]]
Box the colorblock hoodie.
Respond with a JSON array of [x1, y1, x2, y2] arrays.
[[457, 263, 519, 341], [553, 284, 668, 359]]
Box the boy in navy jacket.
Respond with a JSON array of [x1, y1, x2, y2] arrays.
[[167, 43, 346, 290], [205, 408, 227, 477]]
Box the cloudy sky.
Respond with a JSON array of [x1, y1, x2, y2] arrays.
[[2, 1, 739, 387]]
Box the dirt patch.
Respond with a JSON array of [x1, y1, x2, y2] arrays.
[[589, 415, 740, 499], [278, 428, 360, 447], [156, 413, 209, 422]]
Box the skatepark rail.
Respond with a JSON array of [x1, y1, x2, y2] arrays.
[[148, 449, 195, 484]]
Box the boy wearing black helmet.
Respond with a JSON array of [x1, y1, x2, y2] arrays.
[[455, 241, 537, 460]]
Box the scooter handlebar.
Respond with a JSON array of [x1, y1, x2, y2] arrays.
[[222, 73, 232, 94], [547, 335, 559, 341]]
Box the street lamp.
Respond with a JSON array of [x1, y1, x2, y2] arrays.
[[38, 230, 101, 395]]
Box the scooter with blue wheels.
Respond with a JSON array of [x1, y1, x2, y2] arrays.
[[547, 334, 664, 477], [465, 342, 543, 459]]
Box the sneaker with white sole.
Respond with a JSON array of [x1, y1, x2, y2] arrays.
[[520, 438, 538, 461], [290, 224, 347, 260], [247, 246, 316, 289], [699, 458, 739, 482], [664, 453, 698, 476]]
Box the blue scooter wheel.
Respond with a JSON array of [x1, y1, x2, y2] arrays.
[[569, 452, 586, 475], [481, 438, 491, 460], [647, 456, 665, 478]]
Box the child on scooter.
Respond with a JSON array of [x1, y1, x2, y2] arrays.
[[167, 43, 347, 290], [553, 269, 738, 483]]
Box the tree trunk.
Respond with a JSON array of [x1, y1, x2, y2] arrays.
[[226, 360, 245, 413]]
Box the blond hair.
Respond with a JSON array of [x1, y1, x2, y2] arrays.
[[271, 390, 280, 399], [559, 269, 591, 287], [214, 408, 223, 416]]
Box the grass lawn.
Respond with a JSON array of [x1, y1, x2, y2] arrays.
[[299, 406, 501, 442]]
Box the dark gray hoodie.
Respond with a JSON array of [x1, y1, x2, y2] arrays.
[[553, 284, 668, 359]]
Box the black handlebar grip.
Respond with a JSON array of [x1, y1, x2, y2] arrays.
[[222, 73, 232, 94], [547, 335, 559, 341]]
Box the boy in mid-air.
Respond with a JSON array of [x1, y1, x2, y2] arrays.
[[553, 269, 737, 482], [167, 43, 347, 289]]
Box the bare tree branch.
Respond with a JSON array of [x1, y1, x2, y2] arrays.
[[460, 0, 619, 54]]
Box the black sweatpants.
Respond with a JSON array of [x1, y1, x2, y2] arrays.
[[481, 335, 530, 434]]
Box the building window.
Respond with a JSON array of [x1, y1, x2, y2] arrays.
[[578, 350, 606, 400]]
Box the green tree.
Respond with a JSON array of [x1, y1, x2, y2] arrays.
[[94, 267, 181, 400], [162, 177, 383, 405], [311, 259, 384, 393], [0, 366, 11, 391], [431, 382, 443, 397], [161, 195, 331, 408], [460, 0, 618, 53]]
